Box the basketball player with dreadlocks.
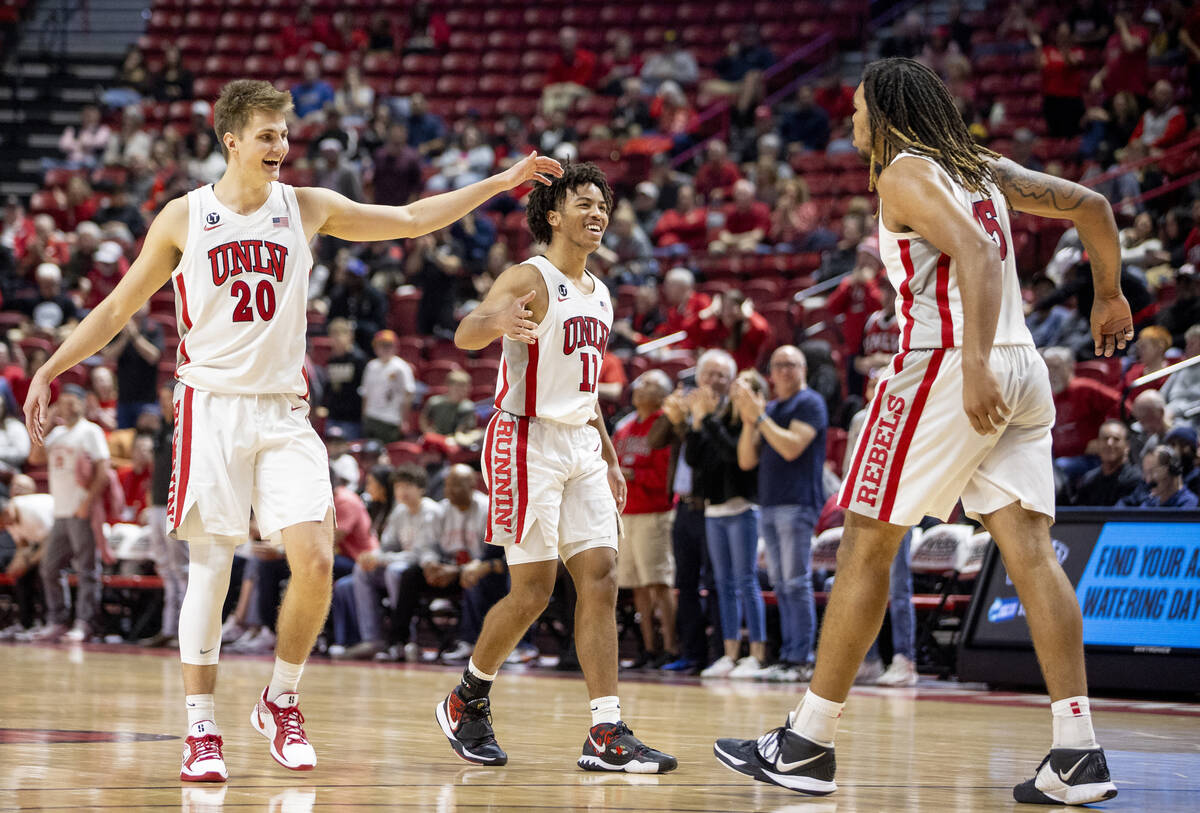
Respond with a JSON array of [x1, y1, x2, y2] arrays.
[[714, 58, 1131, 806], [434, 163, 676, 774]]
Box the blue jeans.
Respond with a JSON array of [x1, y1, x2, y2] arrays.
[[705, 507, 765, 643], [117, 401, 155, 430], [330, 574, 361, 646], [325, 419, 363, 440], [760, 504, 818, 664], [867, 530, 915, 661]]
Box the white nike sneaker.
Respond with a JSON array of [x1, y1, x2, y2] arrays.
[[180, 720, 227, 782], [251, 687, 316, 770], [728, 656, 764, 680]]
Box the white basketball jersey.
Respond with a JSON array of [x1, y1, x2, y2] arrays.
[[172, 183, 312, 396], [494, 255, 613, 426], [878, 152, 1033, 351]]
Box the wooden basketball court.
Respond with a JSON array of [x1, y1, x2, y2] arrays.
[[1, 642, 1197, 811]]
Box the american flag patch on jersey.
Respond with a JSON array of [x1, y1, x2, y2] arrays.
[[272, 216, 289, 227]]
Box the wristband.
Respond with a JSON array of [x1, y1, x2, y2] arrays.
[[755, 413, 767, 427]]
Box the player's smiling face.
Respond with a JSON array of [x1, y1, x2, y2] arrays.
[[229, 110, 289, 180], [553, 184, 609, 248]]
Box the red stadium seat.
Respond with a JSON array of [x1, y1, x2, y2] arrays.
[[422, 359, 465, 388], [388, 291, 420, 336]]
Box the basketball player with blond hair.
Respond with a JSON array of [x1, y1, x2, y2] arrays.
[[714, 58, 1132, 806], [25, 79, 563, 783]]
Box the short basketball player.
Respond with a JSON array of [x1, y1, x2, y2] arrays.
[[713, 58, 1132, 806], [24, 80, 563, 783], [435, 163, 676, 774]]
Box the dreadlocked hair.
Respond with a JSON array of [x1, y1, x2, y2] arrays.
[[862, 57, 1000, 194], [525, 161, 613, 246]]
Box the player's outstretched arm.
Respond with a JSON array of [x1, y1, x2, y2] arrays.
[[24, 198, 185, 444], [300, 152, 563, 243], [454, 263, 547, 351], [991, 157, 1132, 357], [877, 157, 1006, 434]]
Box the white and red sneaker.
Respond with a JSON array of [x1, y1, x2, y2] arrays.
[[180, 721, 227, 782], [251, 687, 316, 771]]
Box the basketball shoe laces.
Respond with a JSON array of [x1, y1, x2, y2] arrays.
[[596, 722, 646, 757], [190, 733, 223, 761], [275, 705, 307, 745]]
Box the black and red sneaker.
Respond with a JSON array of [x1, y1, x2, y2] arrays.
[[578, 722, 677, 774], [435, 689, 508, 766]]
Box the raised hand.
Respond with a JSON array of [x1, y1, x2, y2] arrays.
[[499, 151, 564, 189], [500, 290, 539, 344]]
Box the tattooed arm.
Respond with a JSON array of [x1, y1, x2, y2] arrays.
[[991, 157, 1133, 356]]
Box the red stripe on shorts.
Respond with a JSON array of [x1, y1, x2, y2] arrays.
[[524, 340, 539, 416], [878, 349, 944, 523], [513, 417, 529, 543], [170, 386, 195, 526], [482, 412, 499, 543], [838, 352, 906, 510], [897, 239, 917, 352], [935, 252, 954, 348]]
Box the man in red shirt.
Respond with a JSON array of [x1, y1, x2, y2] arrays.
[[1091, 11, 1150, 100], [710, 179, 770, 254], [1129, 80, 1187, 152], [1042, 346, 1121, 487], [652, 184, 708, 251], [825, 237, 884, 369], [692, 290, 771, 372], [543, 27, 597, 114], [333, 477, 378, 566], [1033, 22, 1086, 138], [693, 140, 741, 203], [613, 369, 677, 668], [117, 433, 154, 522], [656, 267, 710, 347]]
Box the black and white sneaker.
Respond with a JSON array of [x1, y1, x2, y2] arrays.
[[578, 722, 678, 774], [1013, 747, 1118, 805], [435, 690, 508, 766], [714, 715, 837, 796]]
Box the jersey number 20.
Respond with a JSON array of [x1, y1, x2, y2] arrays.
[[231, 279, 277, 323], [972, 200, 1009, 260]]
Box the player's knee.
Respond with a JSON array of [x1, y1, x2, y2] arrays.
[[579, 566, 618, 606], [835, 534, 895, 572], [290, 544, 334, 584]]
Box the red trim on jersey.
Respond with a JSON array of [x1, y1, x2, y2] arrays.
[[878, 349, 944, 522], [896, 240, 917, 351], [482, 412, 498, 544], [495, 357, 510, 410], [934, 252, 954, 348], [174, 274, 193, 330], [524, 340, 539, 416], [513, 417, 529, 544], [169, 386, 194, 527], [177, 338, 190, 367], [300, 365, 310, 400], [838, 352, 906, 509]]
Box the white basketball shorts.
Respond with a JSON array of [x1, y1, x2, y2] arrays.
[[838, 344, 1055, 527], [482, 411, 618, 566], [168, 383, 334, 541]]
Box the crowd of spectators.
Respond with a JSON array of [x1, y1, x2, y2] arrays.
[[0, 1, 1197, 678]]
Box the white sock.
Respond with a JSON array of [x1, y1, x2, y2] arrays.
[[1051, 696, 1098, 749], [790, 690, 845, 747], [185, 694, 215, 730], [590, 695, 621, 727], [468, 657, 498, 682], [266, 657, 305, 702]]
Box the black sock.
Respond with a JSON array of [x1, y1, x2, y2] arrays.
[[457, 667, 493, 701]]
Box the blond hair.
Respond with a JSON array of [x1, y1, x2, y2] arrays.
[[212, 80, 293, 158]]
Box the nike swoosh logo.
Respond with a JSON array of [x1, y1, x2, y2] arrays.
[[558, 296, 569, 301], [1057, 755, 1089, 783], [589, 735, 607, 755], [202, 224, 223, 231], [291, 405, 304, 411], [200, 647, 213, 654], [776, 753, 823, 772]]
